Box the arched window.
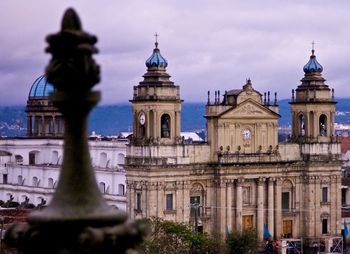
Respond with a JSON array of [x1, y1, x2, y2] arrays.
[[15, 155, 23, 165], [299, 114, 305, 136], [319, 114, 327, 136], [99, 152, 107, 168], [48, 178, 54, 188], [99, 182, 106, 194], [51, 151, 59, 165], [190, 183, 205, 218], [117, 153, 125, 165], [32, 177, 39, 187], [18, 175, 24, 185], [161, 114, 171, 138], [118, 184, 125, 195]]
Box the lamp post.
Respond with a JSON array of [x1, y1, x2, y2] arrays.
[[4, 8, 147, 254]]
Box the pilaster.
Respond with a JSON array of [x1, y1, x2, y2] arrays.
[[257, 177, 265, 241], [268, 177, 274, 239], [236, 178, 243, 232]]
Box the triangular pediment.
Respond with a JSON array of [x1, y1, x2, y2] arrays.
[[219, 99, 280, 119]]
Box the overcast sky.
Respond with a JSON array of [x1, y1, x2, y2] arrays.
[[0, 0, 349, 105]]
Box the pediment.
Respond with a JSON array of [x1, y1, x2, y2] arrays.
[[220, 99, 279, 119]]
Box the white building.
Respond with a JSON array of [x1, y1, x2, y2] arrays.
[[0, 75, 128, 210]]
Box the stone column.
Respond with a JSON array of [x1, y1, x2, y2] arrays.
[[27, 115, 32, 136], [236, 179, 243, 231], [149, 183, 157, 217], [176, 181, 184, 222], [219, 180, 226, 234], [275, 178, 282, 239], [268, 178, 274, 239], [157, 182, 163, 218], [141, 184, 147, 218], [257, 178, 265, 241], [183, 181, 190, 223], [227, 181, 233, 233], [41, 115, 45, 136], [52, 115, 56, 134], [128, 182, 135, 219], [315, 177, 321, 236], [330, 175, 338, 234], [336, 175, 342, 234]]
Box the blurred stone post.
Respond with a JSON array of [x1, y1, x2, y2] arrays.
[[4, 8, 147, 254]]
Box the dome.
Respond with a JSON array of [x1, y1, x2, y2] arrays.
[[303, 50, 323, 73], [145, 42, 168, 68], [28, 75, 54, 98]]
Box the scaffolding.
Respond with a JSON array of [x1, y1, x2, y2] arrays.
[[317, 236, 343, 254], [281, 238, 303, 254]]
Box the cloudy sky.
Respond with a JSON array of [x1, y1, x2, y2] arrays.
[[0, 0, 349, 105]]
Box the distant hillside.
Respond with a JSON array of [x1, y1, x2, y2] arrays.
[[1, 99, 350, 136]]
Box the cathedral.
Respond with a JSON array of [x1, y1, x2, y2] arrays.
[[125, 43, 342, 241]]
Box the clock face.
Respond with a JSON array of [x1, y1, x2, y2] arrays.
[[242, 129, 251, 140], [139, 113, 146, 125]]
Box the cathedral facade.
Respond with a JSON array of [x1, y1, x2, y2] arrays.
[[125, 44, 342, 241]]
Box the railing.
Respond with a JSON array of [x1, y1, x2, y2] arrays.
[[218, 152, 281, 164]]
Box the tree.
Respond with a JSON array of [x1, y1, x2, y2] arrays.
[[139, 217, 217, 254], [226, 229, 259, 254]]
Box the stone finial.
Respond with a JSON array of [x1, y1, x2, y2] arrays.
[[292, 89, 295, 102], [45, 8, 100, 92], [267, 91, 270, 105], [274, 92, 277, 105]]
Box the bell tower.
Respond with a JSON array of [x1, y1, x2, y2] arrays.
[[130, 40, 182, 145], [290, 48, 336, 142]]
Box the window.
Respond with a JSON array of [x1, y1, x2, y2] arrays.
[[118, 184, 125, 195], [15, 155, 23, 165], [51, 151, 59, 165], [166, 194, 173, 210], [48, 178, 54, 188], [242, 187, 251, 205], [18, 175, 23, 185], [282, 192, 290, 211], [99, 153, 107, 168], [99, 182, 106, 193], [29, 152, 36, 165], [319, 114, 327, 136], [3, 174, 8, 184], [33, 177, 39, 187], [322, 187, 328, 203], [161, 114, 170, 138], [299, 114, 305, 136], [117, 153, 125, 165], [322, 219, 328, 234], [190, 196, 200, 217], [136, 193, 142, 211]]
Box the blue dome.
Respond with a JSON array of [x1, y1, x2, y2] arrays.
[[145, 42, 168, 68], [29, 75, 54, 98], [303, 50, 323, 73]]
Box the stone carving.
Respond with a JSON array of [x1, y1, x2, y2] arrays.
[[235, 104, 263, 115], [190, 183, 204, 194]]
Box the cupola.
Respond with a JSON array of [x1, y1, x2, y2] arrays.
[[145, 42, 168, 69], [303, 49, 323, 74]]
